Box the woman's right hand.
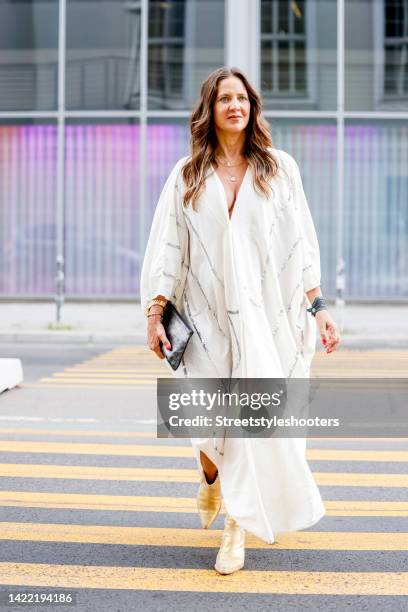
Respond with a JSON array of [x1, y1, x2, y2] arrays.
[[147, 311, 171, 360]]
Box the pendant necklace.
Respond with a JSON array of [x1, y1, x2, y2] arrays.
[[215, 157, 246, 182]]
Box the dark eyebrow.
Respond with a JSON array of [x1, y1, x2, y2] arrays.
[[218, 92, 248, 98]]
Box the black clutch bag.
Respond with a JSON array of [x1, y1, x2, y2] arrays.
[[160, 301, 194, 371]]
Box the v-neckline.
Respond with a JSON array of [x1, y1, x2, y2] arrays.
[[211, 163, 249, 221]]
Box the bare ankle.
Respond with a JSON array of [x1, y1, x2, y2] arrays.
[[200, 451, 218, 484], [204, 469, 218, 485]]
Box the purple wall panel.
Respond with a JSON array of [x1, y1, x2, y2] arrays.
[[65, 124, 140, 297], [0, 124, 57, 296], [1, 121, 407, 298], [146, 122, 189, 235]]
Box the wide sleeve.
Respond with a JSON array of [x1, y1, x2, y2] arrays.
[[289, 154, 321, 292], [139, 158, 190, 314]]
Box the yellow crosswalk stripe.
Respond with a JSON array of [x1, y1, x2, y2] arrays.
[[8, 347, 408, 598], [1, 492, 407, 516], [312, 353, 408, 376], [38, 378, 159, 385], [0, 491, 196, 512], [0, 429, 155, 438], [26, 384, 154, 390], [33, 346, 169, 388], [0, 463, 407, 487], [52, 372, 164, 377], [0, 441, 192, 456], [62, 369, 166, 373], [34, 347, 408, 391], [0, 428, 406, 442], [1, 522, 407, 550], [0, 563, 407, 594], [1, 440, 408, 461], [313, 472, 408, 487]]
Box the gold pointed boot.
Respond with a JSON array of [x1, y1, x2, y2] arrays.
[[196, 470, 222, 529], [214, 514, 245, 575]]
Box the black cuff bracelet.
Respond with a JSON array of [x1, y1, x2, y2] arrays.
[[307, 296, 328, 317]]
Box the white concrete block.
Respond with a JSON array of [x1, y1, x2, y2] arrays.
[[0, 358, 24, 393]]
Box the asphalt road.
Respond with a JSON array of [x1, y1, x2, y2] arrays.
[[0, 343, 407, 611]]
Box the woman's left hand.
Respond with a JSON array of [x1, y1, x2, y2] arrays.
[[315, 310, 341, 354]]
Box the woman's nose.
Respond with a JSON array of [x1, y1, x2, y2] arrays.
[[229, 97, 241, 110]]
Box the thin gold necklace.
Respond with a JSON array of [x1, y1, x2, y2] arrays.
[[215, 156, 246, 182]]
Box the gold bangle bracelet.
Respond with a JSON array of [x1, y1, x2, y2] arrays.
[[145, 297, 167, 316]]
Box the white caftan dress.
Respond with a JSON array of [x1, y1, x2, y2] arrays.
[[140, 148, 326, 543]]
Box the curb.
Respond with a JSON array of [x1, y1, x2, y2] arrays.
[[0, 332, 407, 349], [0, 332, 146, 345], [332, 337, 408, 349]]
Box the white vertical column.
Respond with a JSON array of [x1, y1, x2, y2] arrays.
[[336, 0, 345, 328], [139, 0, 148, 256], [225, 0, 260, 88], [183, 0, 197, 108]]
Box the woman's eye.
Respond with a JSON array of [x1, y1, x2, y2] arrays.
[[218, 95, 247, 102]]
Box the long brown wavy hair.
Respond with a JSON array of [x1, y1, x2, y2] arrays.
[[181, 66, 279, 210]]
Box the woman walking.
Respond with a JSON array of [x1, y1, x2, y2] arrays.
[[140, 66, 340, 575]]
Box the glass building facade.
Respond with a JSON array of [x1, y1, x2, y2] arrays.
[[0, 0, 407, 299]]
